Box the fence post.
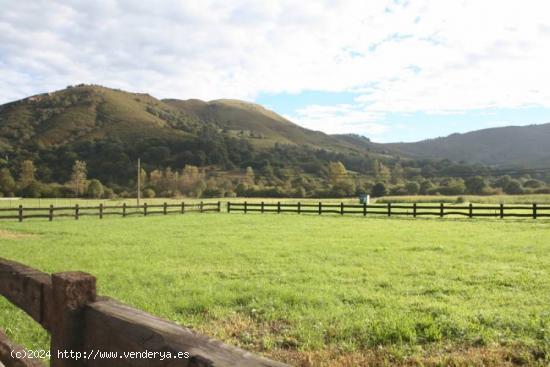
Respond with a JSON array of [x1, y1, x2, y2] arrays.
[[144, 202, 148, 216], [297, 202, 301, 214], [533, 203, 537, 219], [363, 202, 367, 216], [217, 201, 221, 212], [469, 203, 473, 218], [75, 204, 79, 220], [200, 201, 204, 213], [181, 201, 185, 214], [123, 203, 126, 217], [50, 271, 96, 367], [387, 202, 391, 217], [413, 203, 417, 218], [318, 202, 322, 215], [99, 203, 103, 219], [50, 204, 54, 221], [227, 202, 231, 213], [440, 203, 444, 218], [500, 203, 504, 219], [163, 202, 167, 215], [244, 201, 248, 214], [340, 202, 344, 215], [18, 205, 23, 222], [277, 201, 281, 214], [261, 201, 264, 213]]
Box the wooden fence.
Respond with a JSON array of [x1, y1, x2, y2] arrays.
[[227, 201, 550, 219], [2, 201, 550, 222], [0, 257, 287, 367], [0, 202, 221, 221]]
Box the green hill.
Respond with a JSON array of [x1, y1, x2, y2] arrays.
[[386, 124, 550, 168]]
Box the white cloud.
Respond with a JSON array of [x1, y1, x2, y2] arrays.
[[1, 0, 550, 134]]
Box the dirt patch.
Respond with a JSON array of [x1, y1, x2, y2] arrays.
[[268, 344, 546, 367], [0, 229, 36, 240], [196, 314, 546, 366]]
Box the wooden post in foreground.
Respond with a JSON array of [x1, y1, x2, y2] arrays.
[[122, 203, 126, 217], [75, 204, 79, 220], [500, 203, 504, 219], [18, 205, 23, 222], [469, 203, 473, 218], [50, 204, 54, 221], [440, 202, 444, 218], [413, 203, 417, 218], [318, 202, 322, 215], [533, 203, 537, 219], [50, 272, 96, 367], [99, 203, 103, 219]]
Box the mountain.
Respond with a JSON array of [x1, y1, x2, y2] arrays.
[[386, 124, 550, 168], [0, 84, 379, 155]]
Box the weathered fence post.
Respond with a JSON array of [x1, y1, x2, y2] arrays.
[[200, 201, 204, 213], [50, 271, 96, 367], [533, 203, 537, 219], [99, 203, 103, 219], [277, 201, 281, 214], [227, 202, 231, 213], [144, 202, 148, 216], [363, 202, 367, 216], [74, 204, 79, 220], [261, 201, 264, 213], [469, 203, 473, 218], [50, 204, 54, 221], [217, 201, 221, 212], [318, 202, 322, 215], [340, 202, 344, 215], [18, 205, 23, 222], [413, 203, 417, 218], [440, 203, 444, 218], [163, 202, 167, 215], [500, 203, 504, 219], [244, 201, 248, 214], [181, 201, 185, 214], [387, 202, 391, 217], [298, 202, 301, 214], [122, 203, 126, 217]]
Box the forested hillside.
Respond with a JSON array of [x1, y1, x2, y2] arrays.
[[1, 84, 549, 199]]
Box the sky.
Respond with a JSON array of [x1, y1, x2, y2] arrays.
[[1, 0, 550, 143]]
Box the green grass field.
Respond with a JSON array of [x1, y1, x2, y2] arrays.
[[1, 213, 549, 366]]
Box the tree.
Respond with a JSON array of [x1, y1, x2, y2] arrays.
[[328, 161, 347, 184], [371, 182, 387, 197], [71, 160, 87, 197], [465, 176, 486, 194], [419, 180, 434, 195], [504, 180, 523, 194], [20, 160, 36, 186], [245, 166, 255, 185], [0, 168, 15, 195], [86, 179, 104, 198], [405, 181, 420, 195]]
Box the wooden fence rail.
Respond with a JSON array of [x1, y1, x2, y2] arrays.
[[0, 257, 287, 367], [227, 201, 550, 219], [0, 201, 221, 222]]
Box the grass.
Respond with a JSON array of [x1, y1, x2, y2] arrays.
[[1, 213, 549, 366], [376, 194, 550, 204]]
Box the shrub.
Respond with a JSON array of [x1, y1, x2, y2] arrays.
[[371, 183, 387, 197], [86, 179, 104, 199]]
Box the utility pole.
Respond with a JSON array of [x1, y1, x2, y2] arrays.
[[137, 157, 141, 206]]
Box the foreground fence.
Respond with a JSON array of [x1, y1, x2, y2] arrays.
[[227, 201, 550, 219], [0, 201, 221, 221], [0, 257, 287, 367]]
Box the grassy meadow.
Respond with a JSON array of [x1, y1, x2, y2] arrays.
[[1, 212, 549, 366]]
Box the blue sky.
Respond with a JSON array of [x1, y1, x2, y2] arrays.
[[257, 91, 550, 142], [1, 1, 549, 143]]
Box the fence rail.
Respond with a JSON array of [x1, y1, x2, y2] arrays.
[[0, 257, 287, 367], [0, 201, 221, 222], [2, 201, 550, 222], [227, 201, 550, 219]]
